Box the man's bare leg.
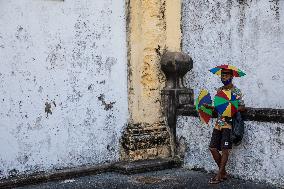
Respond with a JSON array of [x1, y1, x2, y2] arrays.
[[217, 149, 230, 180], [209, 148, 229, 182], [209, 147, 221, 166]]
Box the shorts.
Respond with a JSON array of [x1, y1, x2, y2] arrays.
[[209, 128, 232, 151]]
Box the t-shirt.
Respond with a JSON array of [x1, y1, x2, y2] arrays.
[[214, 85, 245, 130]]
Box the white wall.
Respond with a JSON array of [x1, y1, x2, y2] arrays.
[[0, 0, 128, 178], [180, 0, 284, 186]]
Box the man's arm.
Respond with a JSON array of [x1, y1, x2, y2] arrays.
[[238, 105, 245, 112]]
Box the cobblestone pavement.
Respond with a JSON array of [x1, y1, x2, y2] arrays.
[[16, 168, 278, 189]]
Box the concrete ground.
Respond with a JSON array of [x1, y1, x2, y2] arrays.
[[15, 168, 278, 189]]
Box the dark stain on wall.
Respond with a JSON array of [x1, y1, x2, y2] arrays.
[[237, 0, 252, 6], [155, 45, 161, 57], [46, 42, 66, 70], [15, 25, 31, 45], [269, 0, 280, 21], [237, 0, 249, 37], [15, 26, 23, 40], [226, 0, 233, 19], [17, 154, 29, 165], [160, 0, 166, 20], [45, 102, 52, 117], [98, 94, 116, 111], [0, 35, 4, 49], [105, 57, 117, 74], [87, 84, 93, 90], [8, 169, 19, 178]]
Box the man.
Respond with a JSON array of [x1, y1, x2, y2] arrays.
[[205, 68, 245, 184]]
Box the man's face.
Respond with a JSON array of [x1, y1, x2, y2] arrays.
[[221, 69, 233, 82]]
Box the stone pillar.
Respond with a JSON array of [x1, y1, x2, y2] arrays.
[[120, 0, 182, 160], [161, 52, 194, 155]]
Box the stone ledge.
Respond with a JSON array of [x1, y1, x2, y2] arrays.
[[0, 163, 113, 189], [178, 105, 284, 123], [0, 158, 182, 188], [113, 158, 182, 175]]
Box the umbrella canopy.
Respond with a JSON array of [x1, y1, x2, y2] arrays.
[[214, 90, 239, 117], [209, 64, 246, 77], [195, 89, 212, 124]]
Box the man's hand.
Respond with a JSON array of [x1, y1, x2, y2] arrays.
[[238, 105, 245, 112], [203, 103, 214, 110]]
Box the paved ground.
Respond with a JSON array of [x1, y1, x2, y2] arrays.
[[15, 168, 278, 189]]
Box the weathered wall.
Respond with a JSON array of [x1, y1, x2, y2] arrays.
[[0, 0, 127, 178], [127, 0, 181, 125], [180, 0, 284, 186]]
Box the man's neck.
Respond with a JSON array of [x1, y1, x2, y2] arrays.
[[223, 83, 233, 90]]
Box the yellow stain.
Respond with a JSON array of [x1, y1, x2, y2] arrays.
[[128, 0, 182, 124]]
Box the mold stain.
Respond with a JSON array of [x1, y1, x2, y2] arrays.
[[46, 42, 66, 70], [269, 0, 280, 21], [0, 35, 4, 49], [105, 57, 117, 74], [87, 84, 93, 91], [98, 94, 116, 111], [45, 102, 52, 117], [237, 1, 247, 38]]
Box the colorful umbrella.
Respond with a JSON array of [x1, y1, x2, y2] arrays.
[[214, 90, 239, 117], [209, 64, 246, 77], [195, 89, 212, 124]]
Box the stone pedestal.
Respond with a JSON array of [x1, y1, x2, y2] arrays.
[[121, 52, 193, 160], [120, 122, 171, 161], [121, 0, 187, 161]]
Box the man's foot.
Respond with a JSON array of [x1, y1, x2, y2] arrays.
[[221, 174, 229, 180], [221, 171, 229, 180], [208, 176, 223, 184]]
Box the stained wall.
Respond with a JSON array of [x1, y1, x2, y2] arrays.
[[0, 0, 128, 178], [180, 0, 284, 186], [124, 0, 182, 160]]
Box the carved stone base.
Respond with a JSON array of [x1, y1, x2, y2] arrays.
[[120, 122, 172, 161]]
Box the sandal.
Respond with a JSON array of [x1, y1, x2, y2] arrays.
[[208, 177, 224, 184], [222, 175, 229, 180], [222, 173, 230, 180]]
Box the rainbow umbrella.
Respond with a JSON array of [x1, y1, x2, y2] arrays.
[[195, 89, 212, 124], [214, 90, 239, 117], [209, 64, 246, 77]]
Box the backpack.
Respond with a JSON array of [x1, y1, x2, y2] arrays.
[[231, 112, 244, 146]]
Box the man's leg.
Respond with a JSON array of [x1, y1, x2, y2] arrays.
[[216, 149, 230, 180], [209, 128, 222, 167], [209, 147, 221, 167], [209, 128, 232, 184], [208, 129, 223, 183], [218, 128, 232, 180], [208, 149, 230, 184]]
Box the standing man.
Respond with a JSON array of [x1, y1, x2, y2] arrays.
[[205, 65, 246, 184]]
